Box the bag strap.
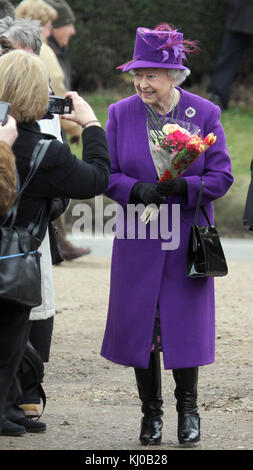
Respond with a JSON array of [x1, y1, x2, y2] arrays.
[[193, 179, 212, 226], [1, 139, 52, 229], [35, 383, 47, 421]]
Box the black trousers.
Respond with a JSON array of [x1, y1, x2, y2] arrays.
[[29, 316, 54, 363], [210, 31, 252, 108], [0, 300, 31, 431]]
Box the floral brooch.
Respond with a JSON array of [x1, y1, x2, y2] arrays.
[[185, 107, 196, 118]]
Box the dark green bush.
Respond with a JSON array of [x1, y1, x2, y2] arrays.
[[12, 0, 253, 91], [69, 0, 228, 90]]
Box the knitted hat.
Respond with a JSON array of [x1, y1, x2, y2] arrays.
[[45, 0, 75, 27]]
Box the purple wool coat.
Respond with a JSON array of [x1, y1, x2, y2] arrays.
[[100, 88, 234, 370]]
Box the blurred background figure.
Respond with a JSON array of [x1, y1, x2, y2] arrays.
[[0, 0, 15, 19], [16, 0, 91, 261], [45, 0, 76, 92], [0, 16, 42, 53], [208, 0, 253, 110], [16, 0, 81, 143]]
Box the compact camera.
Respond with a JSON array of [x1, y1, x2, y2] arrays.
[[0, 101, 11, 126], [48, 96, 73, 115]]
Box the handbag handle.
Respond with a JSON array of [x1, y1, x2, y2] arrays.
[[1, 139, 51, 229], [193, 179, 212, 226]]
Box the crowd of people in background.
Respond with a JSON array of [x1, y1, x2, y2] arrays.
[[0, 0, 251, 450]]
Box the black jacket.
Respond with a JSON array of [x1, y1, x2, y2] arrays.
[[226, 0, 253, 34], [12, 122, 110, 240]]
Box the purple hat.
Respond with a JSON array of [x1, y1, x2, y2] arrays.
[[117, 26, 197, 73]]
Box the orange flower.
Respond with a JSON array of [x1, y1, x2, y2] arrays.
[[186, 136, 204, 154], [204, 133, 217, 146]]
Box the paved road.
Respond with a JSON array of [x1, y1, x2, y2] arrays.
[[68, 235, 253, 261]]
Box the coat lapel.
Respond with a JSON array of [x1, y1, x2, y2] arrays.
[[128, 95, 159, 183]]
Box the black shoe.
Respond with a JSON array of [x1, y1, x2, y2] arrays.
[[173, 367, 200, 446], [140, 414, 163, 445], [177, 411, 200, 446], [0, 418, 26, 436], [13, 417, 46, 433]]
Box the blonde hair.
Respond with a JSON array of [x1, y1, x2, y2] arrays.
[[16, 0, 58, 26], [0, 50, 49, 122]]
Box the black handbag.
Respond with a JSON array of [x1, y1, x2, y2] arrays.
[[187, 179, 228, 278], [0, 139, 51, 307]]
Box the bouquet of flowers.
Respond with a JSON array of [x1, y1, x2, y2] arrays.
[[141, 107, 217, 223]]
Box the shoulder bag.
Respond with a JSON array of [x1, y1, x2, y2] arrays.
[[0, 139, 51, 307]]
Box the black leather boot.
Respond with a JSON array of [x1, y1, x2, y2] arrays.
[[172, 367, 200, 446], [134, 352, 163, 445]]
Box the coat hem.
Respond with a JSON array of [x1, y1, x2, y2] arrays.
[[101, 349, 215, 370]]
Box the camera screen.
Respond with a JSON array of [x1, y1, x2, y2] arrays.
[[49, 101, 62, 113], [48, 97, 72, 115]]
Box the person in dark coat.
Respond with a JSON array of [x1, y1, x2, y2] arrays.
[[0, 49, 110, 436], [100, 24, 234, 447], [209, 0, 253, 109]]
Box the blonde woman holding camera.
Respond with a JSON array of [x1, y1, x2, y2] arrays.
[[0, 49, 110, 436]]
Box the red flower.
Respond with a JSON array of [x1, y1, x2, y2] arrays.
[[204, 133, 217, 146], [159, 169, 173, 181]]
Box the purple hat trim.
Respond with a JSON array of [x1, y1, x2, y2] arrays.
[[117, 27, 190, 72]]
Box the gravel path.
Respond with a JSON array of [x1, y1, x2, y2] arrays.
[[0, 255, 252, 451]]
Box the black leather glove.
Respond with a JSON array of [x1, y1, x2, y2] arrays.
[[130, 182, 165, 206], [156, 178, 188, 197]]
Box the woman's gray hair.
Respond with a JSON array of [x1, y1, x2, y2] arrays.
[[0, 16, 42, 55], [167, 69, 190, 86]]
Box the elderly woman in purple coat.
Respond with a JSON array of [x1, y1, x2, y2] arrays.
[[101, 24, 233, 446]]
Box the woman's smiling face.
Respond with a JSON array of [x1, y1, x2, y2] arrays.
[[133, 68, 175, 108]]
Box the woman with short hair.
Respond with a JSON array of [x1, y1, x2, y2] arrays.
[[100, 24, 234, 447]]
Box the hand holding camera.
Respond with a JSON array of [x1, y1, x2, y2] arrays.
[[0, 102, 18, 147], [61, 91, 101, 129]]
